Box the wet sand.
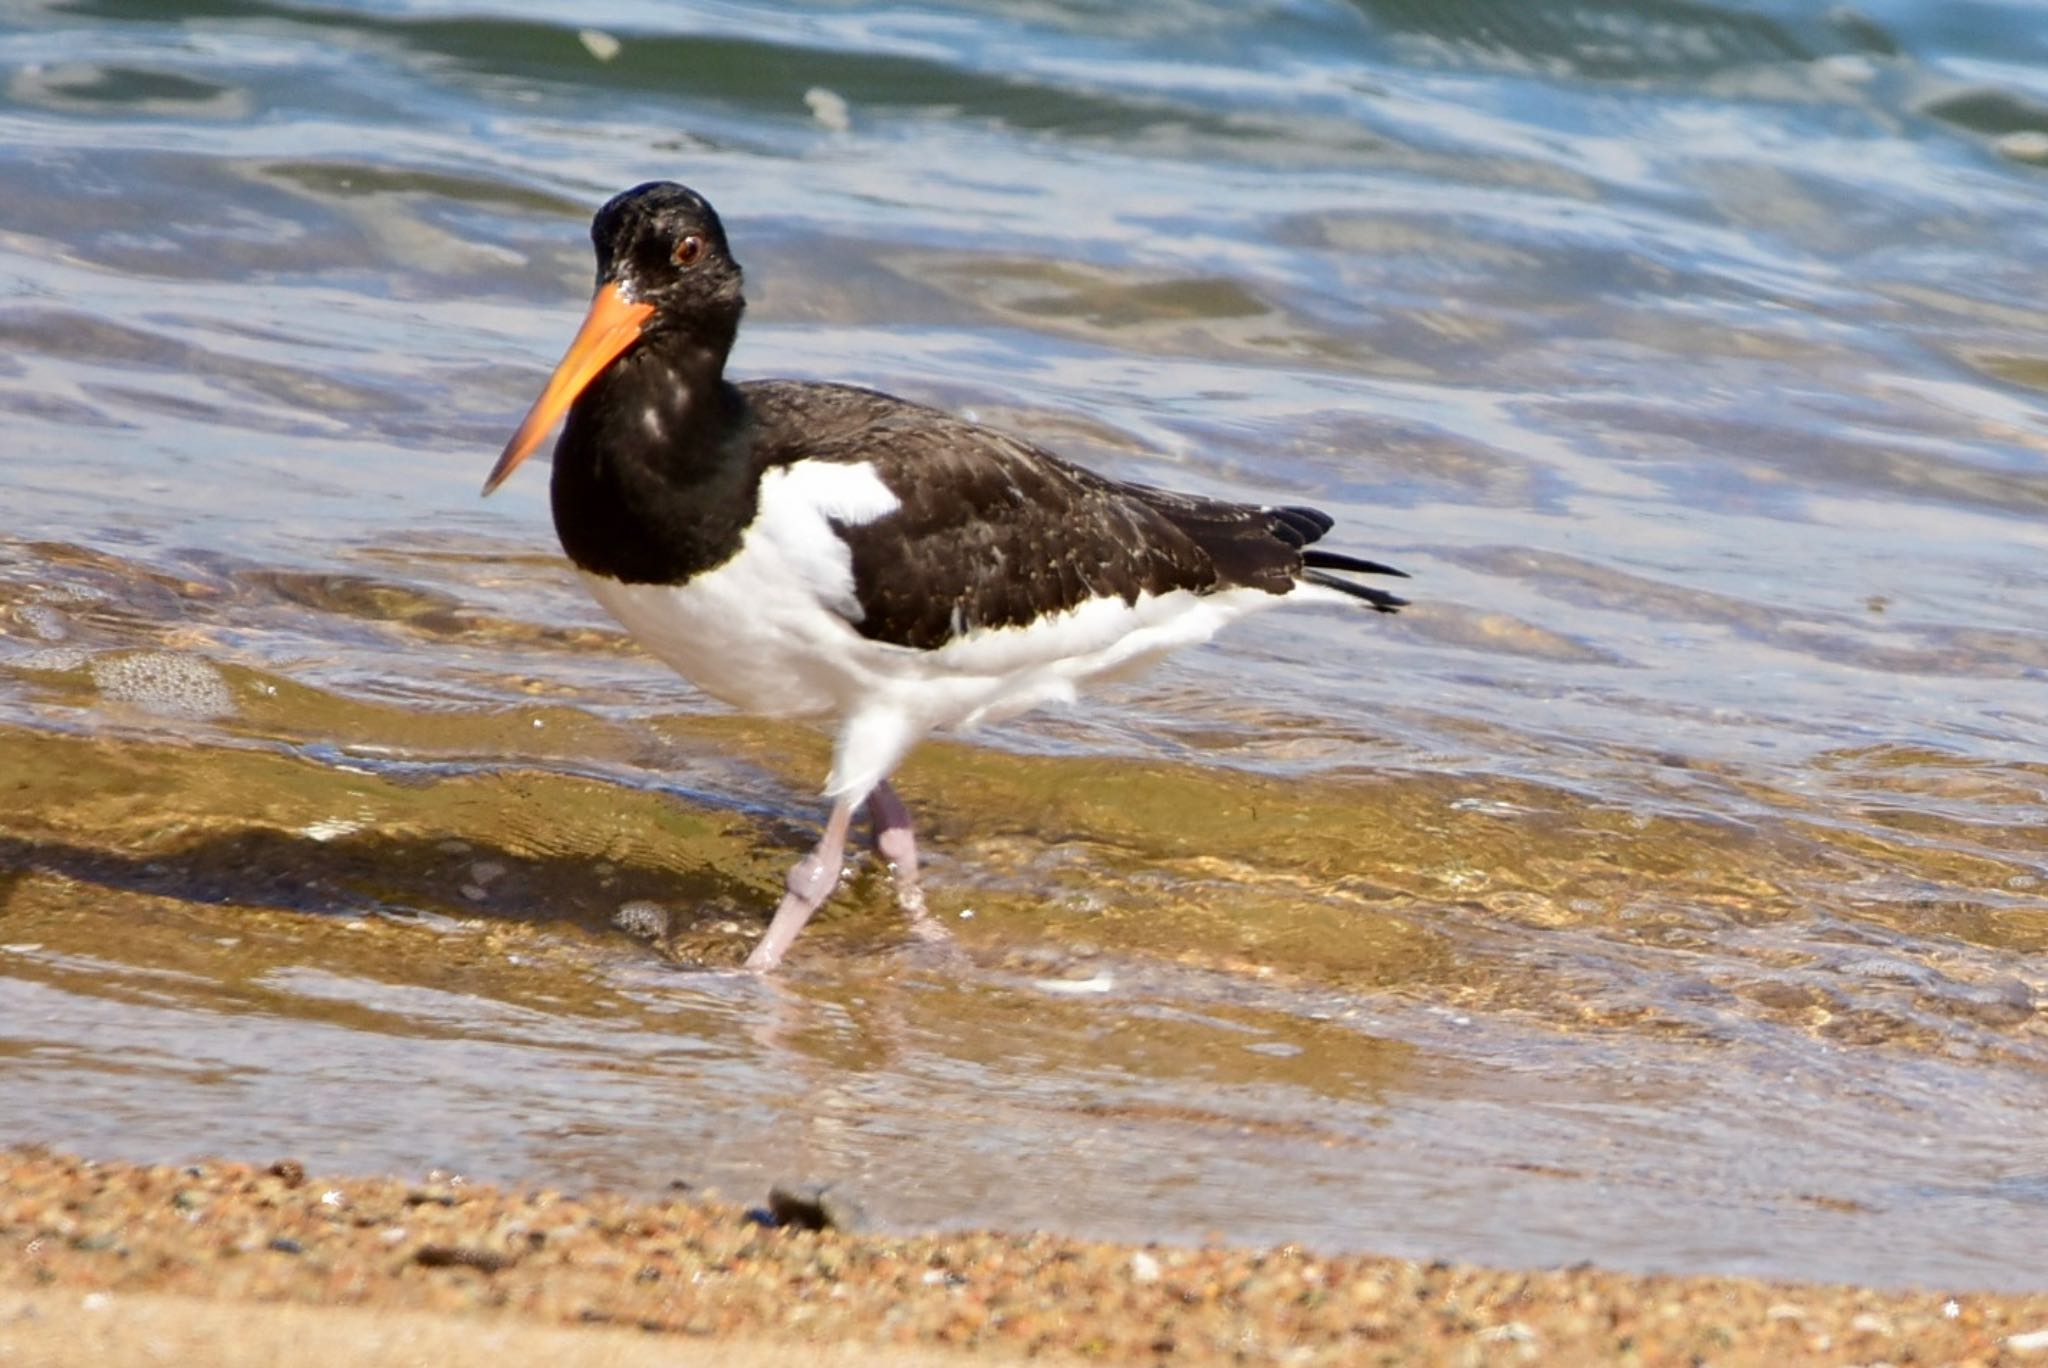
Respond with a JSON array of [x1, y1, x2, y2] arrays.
[[4, 1149, 2043, 1366]]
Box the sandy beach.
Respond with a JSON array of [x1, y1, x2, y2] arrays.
[[3, 1147, 2043, 1366]]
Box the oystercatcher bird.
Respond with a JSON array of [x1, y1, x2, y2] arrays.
[[484, 182, 1406, 971]]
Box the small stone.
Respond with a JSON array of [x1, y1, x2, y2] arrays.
[[268, 1237, 303, 1255], [766, 1181, 868, 1233], [1129, 1251, 1162, 1283], [804, 86, 851, 133], [1951, 976, 2037, 1026], [1035, 972, 1113, 995], [2010, 1327, 2048, 1353], [1815, 53, 1876, 84], [1997, 130, 2048, 164], [268, 1159, 306, 1188], [89, 651, 233, 719], [613, 901, 671, 939], [414, 1244, 515, 1273]]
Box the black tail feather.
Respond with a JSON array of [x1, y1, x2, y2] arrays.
[[1304, 570, 1407, 613], [1130, 488, 1408, 612], [1268, 505, 1336, 546], [1302, 548, 1409, 579], [1274, 507, 1408, 613]]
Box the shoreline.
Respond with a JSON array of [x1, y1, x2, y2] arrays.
[[4, 1148, 2044, 1365]]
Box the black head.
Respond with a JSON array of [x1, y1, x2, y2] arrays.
[[482, 181, 748, 495], [592, 181, 745, 329]]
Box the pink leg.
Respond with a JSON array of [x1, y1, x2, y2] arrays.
[[866, 779, 924, 914], [745, 797, 856, 972], [869, 780, 949, 948]]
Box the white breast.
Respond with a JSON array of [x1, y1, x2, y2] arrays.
[[578, 458, 901, 718]]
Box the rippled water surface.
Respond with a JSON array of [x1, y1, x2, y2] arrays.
[[4, 0, 2047, 1292]]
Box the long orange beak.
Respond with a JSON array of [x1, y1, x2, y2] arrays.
[[482, 282, 656, 495]]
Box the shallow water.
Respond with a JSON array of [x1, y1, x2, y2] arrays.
[[3, 0, 2047, 1292]]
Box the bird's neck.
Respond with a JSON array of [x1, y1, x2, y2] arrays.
[[549, 335, 762, 584], [597, 334, 729, 452]]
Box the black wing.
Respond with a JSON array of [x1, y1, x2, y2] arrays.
[[741, 381, 1405, 651]]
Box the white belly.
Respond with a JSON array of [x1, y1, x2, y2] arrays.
[[570, 457, 1311, 798], [580, 566, 865, 718], [584, 562, 1297, 796]]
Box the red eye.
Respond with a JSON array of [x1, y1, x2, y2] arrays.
[[672, 235, 704, 267]]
